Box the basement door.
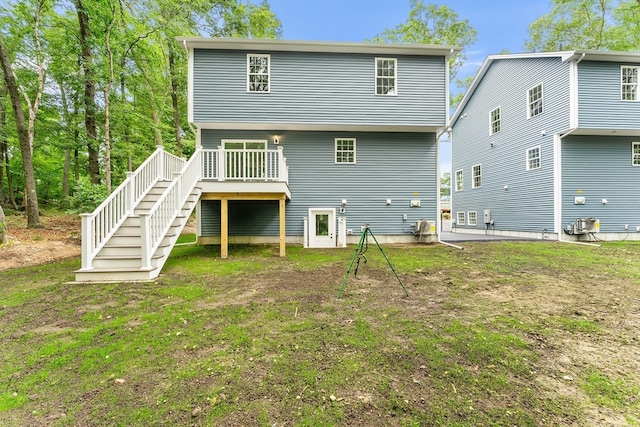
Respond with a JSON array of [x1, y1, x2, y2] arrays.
[[308, 208, 336, 248]]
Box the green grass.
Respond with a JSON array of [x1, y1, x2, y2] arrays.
[[1, 240, 639, 425]]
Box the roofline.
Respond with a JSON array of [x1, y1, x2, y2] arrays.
[[451, 50, 640, 125], [177, 37, 461, 58]]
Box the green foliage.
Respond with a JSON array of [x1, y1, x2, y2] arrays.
[[526, 0, 640, 51], [371, 0, 478, 80], [66, 178, 108, 214]]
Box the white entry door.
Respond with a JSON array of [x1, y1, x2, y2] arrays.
[[308, 208, 336, 248]]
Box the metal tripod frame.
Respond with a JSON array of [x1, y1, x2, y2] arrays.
[[337, 224, 409, 298]]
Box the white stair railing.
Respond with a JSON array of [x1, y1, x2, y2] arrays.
[[80, 146, 185, 270], [140, 148, 202, 270]]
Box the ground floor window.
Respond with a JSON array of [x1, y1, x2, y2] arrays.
[[335, 138, 356, 164], [468, 211, 477, 226], [633, 142, 640, 165], [527, 146, 541, 170], [456, 211, 465, 226]]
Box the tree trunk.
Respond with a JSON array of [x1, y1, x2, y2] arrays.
[[0, 204, 6, 245], [57, 80, 71, 205], [0, 34, 40, 228], [75, 0, 100, 184], [168, 42, 182, 156]]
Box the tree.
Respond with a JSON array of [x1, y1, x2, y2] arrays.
[[526, 0, 640, 52], [440, 172, 450, 198], [371, 0, 477, 80], [0, 34, 40, 227]]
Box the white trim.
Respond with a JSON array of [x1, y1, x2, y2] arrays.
[[188, 47, 194, 123], [375, 57, 397, 96], [454, 169, 463, 192], [456, 211, 465, 226], [621, 65, 639, 102], [527, 82, 544, 119], [526, 145, 541, 170], [335, 138, 356, 164], [247, 53, 270, 93], [489, 106, 501, 135], [192, 122, 444, 133], [472, 163, 482, 189], [569, 60, 579, 128]]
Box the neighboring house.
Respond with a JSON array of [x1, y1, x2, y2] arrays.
[[450, 50, 640, 241], [76, 38, 459, 282]]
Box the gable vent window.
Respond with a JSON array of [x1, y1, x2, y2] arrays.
[[376, 58, 397, 95], [490, 107, 501, 135], [247, 54, 270, 93], [622, 66, 639, 101], [527, 82, 543, 118]]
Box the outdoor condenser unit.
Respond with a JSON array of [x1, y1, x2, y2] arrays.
[[572, 218, 600, 234], [414, 220, 434, 243]]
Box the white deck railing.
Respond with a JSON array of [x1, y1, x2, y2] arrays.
[[202, 146, 288, 181], [139, 148, 202, 270], [80, 146, 185, 270]]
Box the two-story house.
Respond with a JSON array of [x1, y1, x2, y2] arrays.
[[450, 50, 640, 242], [75, 38, 459, 282]]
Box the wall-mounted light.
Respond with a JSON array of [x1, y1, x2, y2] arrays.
[[601, 199, 608, 205], [504, 185, 509, 190], [273, 135, 280, 144], [490, 141, 495, 148], [341, 199, 347, 207], [541, 130, 546, 136], [386, 199, 392, 205]]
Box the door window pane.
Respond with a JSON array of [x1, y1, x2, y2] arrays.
[[316, 214, 329, 236]]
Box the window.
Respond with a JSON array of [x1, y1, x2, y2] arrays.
[[335, 138, 356, 164], [456, 211, 465, 226], [247, 54, 270, 92], [376, 58, 397, 95], [633, 142, 640, 166], [472, 164, 482, 188], [468, 211, 477, 226], [527, 83, 543, 118], [490, 107, 501, 135], [527, 146, 541, 170], [621, 66, 639, 101], [455, 169, 463, 192]]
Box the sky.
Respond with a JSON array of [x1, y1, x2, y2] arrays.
[[266, 0, 553, 176]]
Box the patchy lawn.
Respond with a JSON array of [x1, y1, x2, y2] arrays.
[[1, 235, 639, 426]]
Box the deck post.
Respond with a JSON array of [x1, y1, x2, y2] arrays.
[[279, 196, 286, 257], [139, 213, 152, 270], [125, 172, 135, 215], [217, 146, 225, 181], [80, 213, 93, 270], [221, 198, 228, 258]]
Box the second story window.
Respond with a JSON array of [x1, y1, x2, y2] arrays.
[[376, 58, 397, 95], [335, 138, 356, 164], [455, 169, 463, 191], [472, 164, 482, 188], [527, 146, 541, 170], [490, 107, 501, 135], [247, 54, 270, 93], [621, 66, 639, 101], [527, 83, 543, 118]]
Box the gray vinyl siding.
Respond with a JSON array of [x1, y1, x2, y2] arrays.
[[578, 61, 640, 130], [193, 49, 447, 127], [562, 135, 640, 231], [200, 129, 438, 237], [451, 57, 570, 232]]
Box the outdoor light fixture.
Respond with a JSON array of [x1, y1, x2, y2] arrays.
[[341, 199, 347, 206], [274, 135, 280, 144]]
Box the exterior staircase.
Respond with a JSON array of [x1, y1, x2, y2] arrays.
[[75, 146, 202, 283]]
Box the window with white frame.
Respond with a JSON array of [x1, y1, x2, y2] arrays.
[[633, 142, 640, 165], [456, 211, 465, 226], [527, 146, 541, 170], [490, 107, 501, 135], [621, 66, 639, 101], [472, 164, 482, 188], [376, 58, 397, 95], [527, 83, 543, 118], [335, 138, 356, 164], [468, 211, 477, 226], [247, 54, 270, 93], [455, 169, 463, 192]]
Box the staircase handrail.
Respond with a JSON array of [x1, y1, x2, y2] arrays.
[[80, 146, 185, 270], [139, 148, 202, 270]]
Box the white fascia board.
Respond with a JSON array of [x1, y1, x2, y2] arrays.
[[563, 50, 640, 64], [192, 122, 446, 133], [177, 37, 461, 59], [187, 47, 194, 123]]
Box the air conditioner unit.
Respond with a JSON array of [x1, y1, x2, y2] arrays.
[[572, 218, 600, 234], [414, 219, 434, 243]]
